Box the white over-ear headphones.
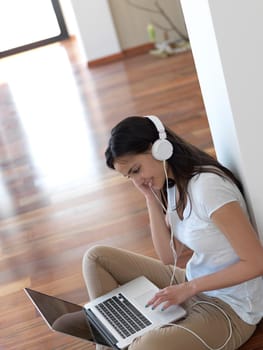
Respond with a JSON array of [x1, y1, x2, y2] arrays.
[[146, 115, 173, 161]]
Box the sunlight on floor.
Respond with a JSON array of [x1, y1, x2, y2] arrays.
[[0, 44, 100, 192]]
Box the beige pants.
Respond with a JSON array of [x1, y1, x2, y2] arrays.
[[82, 245, 256, 350]]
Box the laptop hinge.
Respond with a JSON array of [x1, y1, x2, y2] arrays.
[[85, 308, 120, 349]]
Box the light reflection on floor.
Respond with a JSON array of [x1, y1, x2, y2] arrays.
[[0, 44, 100, 193]]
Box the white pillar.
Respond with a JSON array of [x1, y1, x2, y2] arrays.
[[70, 0, 121, 62], [180, 0, 263, 242]]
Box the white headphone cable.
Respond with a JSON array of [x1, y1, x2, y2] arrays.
[[166, 300, 233, 350], [162, 160, 178, 285], [149, 162, 177, 287], [150, 186, 167, 212]]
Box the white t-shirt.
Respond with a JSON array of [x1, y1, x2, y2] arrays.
[[167, 172, 263, 325]]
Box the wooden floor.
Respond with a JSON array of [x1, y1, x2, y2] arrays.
[[0, 38, 262, 349]]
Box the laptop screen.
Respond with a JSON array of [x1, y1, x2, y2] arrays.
[[24, 288, 109, 346]]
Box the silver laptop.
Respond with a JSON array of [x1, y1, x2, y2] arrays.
[[25, 276, 186, 349]]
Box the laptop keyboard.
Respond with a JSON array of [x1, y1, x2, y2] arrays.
[[95, 293, 152, 338]]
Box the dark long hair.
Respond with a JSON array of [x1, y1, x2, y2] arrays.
[[105, 116, 243, 218]]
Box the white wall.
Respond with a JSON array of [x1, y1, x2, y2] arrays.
[[69, 0, 121, 61], [58, 0, 78, 36], [181, 0, 263, 242]]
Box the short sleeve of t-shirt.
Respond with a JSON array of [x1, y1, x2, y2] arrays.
[[188, 172, 244, 220]]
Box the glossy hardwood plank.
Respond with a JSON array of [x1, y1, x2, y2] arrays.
[[0, 38, 261, 349]]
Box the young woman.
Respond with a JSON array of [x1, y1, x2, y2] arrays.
[[82, 115, 263, 350]]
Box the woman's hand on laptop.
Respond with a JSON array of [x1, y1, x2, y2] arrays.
[[146, 282, 194, 311]]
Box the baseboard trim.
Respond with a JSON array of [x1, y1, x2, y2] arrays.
[[122, 42, 155, 57], [87, 42, 155, 68]]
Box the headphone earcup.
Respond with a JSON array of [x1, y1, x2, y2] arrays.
[[152, 139, 173, 161]]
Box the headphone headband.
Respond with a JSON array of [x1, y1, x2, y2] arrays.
[[145, 115, 167, 139]]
